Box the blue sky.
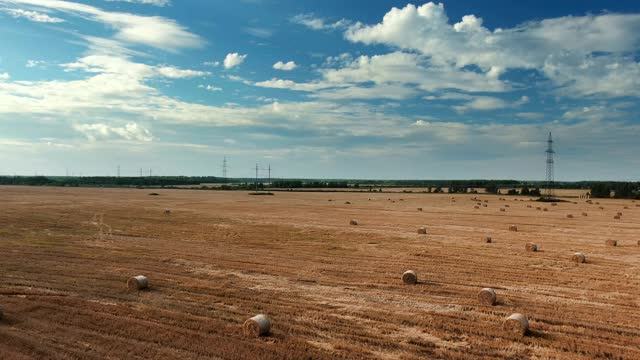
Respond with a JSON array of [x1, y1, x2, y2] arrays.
[[0, 0, 639, 180]]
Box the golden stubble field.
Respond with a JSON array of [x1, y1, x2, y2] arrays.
[[0, 186, 639, 359]]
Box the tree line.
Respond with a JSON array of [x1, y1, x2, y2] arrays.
[[0, 176, 637, 198]]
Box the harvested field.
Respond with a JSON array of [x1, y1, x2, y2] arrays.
[[0, 186, 639, 359]]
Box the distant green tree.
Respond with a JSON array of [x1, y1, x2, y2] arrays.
[[591, 183, 610, 198], [485, 184, 499, 194]]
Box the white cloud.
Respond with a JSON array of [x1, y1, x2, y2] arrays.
[[273, 60, 297, 71], [254, 78, 332, 92], [203, 61, 220, 67], [223, 53, 247, 69], [255, 51, 505, 99], [3, 0, 203, 51], [62, 55, 208, 79], [310, 84, 417, 100], [244, 27, 272, 38], [105, 0, 170, 6], [516, 112, 545, 120], [291, 13, 350, 31], [2, 8, 64, 22], [74, 122, 153, 142], [458, 95, 528, 112], [0, 73, 9, 80], [344, 2, 640, 98], [198, 84, 222, 91], [26, 60, 46, 68], [561, 105, 627, 122], [156, 66, 208, 78]]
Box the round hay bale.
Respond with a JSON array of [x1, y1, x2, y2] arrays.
[[478, 288, 497, 306], [614, 215, 621, 220], [617, 212, 623, 216], [500, 208, 506, 212], [606, 239, 617, 247], [624, 206, 629, 209], [474, 206, 480, 209], [483, 204, 488, 207], [349, 219, 358, 226], [525, 242, 538, 252], [344, 201, 351, 205], [402, 270, 417, 285], [503, 313, 529, 337], [582, 212, 588, 216], [505, 204, 510, 208], [636, 204, 640, 207], [637, 240, 640, 246], [543, 208, 548, 211], [127, 275, 149, 291], [164, 209, 171, 215], [599, 206, 604, 210], [527, 205, 532, 208], [417, 207, 423, 211], [595, 202, 600, 205], [417, 227, 427, 235], [484, 236, 492, 243], [536, 207, 541, 210], [484, 200, 488, 203], [477, 202, 482, 206], [551, 203, 557, 206], [243, 314, 271, 337], [572, 252, 586, 263], [566, 214, 574, 218], [509, 225, 518, 232]]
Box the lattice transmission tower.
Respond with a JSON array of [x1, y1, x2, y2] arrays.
[[222, 157, 228, 179], [545, 132, 555, 199]]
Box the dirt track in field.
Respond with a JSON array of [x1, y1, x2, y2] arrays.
[[0, 186, 639, 359]]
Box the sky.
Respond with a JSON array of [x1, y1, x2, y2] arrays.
[[0, 0, 639, 180]]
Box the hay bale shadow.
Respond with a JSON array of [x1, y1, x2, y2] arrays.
[[526, 329, 550, 339]]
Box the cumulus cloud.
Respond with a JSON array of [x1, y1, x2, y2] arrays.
[[223, 53, 247, 69], [344, 2, 640, 98], [0, 73, 9, 80], [273, 60, 297, 71], [1, 8, 64, 22], [3, 0, 203, 51], [74, 122, 153, 142], [255, 52, 505, 99]]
